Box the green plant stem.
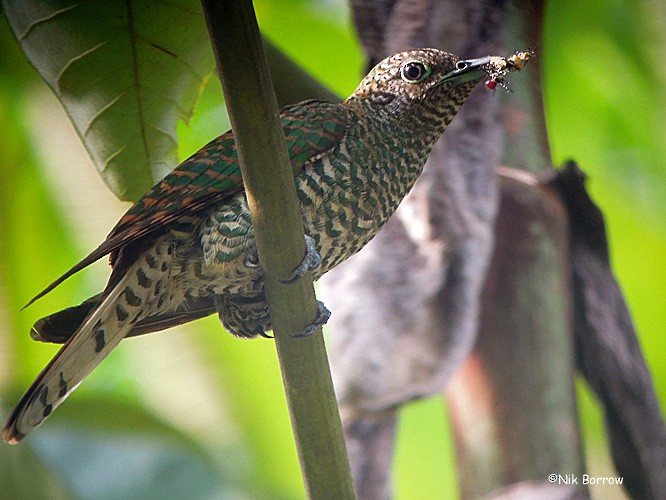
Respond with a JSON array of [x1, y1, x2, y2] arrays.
[[199, 1, 355, 497]]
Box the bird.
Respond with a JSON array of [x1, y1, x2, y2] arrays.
[[3, 48, 518, 443]]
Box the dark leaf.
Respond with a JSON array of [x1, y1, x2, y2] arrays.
[[2, 0, 214, 200]]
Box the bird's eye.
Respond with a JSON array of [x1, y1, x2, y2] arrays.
[[455, 61, 468, 71], [400, 61, 431, 83]]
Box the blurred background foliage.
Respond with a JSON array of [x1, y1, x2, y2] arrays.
[[0, 0, 664, 498]]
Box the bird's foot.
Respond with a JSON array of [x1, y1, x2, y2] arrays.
[[280, 235, 321, 284], [291, 301, 331, 338]]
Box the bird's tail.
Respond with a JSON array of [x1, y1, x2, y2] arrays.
[[31, 295, 217, 344], [2, 269, 144, 444]]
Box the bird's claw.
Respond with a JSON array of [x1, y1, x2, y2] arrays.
[[280, 235, 321, 284], [291, 301, 331, 338]]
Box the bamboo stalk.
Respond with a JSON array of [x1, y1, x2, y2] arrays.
[[199, 1, 355, 497]]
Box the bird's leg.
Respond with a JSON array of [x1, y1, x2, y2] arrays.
[[291, 300, 331, 338], [280, 235, 321, 284]]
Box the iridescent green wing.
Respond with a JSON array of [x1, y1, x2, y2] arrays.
[[26, 100, 350, 305], [110, 100, 349, 246]]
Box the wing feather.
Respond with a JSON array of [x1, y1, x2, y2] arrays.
[[25, 101, 350, 307]]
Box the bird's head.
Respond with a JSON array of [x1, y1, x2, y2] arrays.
[[346, 48, 492, 113]]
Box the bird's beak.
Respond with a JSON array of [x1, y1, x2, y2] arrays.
[[437, 56, 492, 86]]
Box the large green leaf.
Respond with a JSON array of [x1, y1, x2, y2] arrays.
[[2, 0, 214, 201]]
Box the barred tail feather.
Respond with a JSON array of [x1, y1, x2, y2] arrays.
[[3, 272, 139, 444], [32, 295, 217, 344]]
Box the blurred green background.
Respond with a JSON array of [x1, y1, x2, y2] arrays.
[[0, 0, 664, 498]]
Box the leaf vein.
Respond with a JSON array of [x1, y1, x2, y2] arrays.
[[82, 92, 126, 137], [55, 41, 108, 94], [135, 34, 209, 82], [138, 85, 189, 116], [147, 123, 178, 147], [86, 62, 134, 88], [19, 3, 81, 41], [102, 145, 128, 173], [125, 0, 150, 161]]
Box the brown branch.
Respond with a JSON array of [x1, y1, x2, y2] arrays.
[[447, 168, 586, 498]]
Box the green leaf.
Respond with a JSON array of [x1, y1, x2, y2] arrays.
[[2, 0, 214, 201]]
